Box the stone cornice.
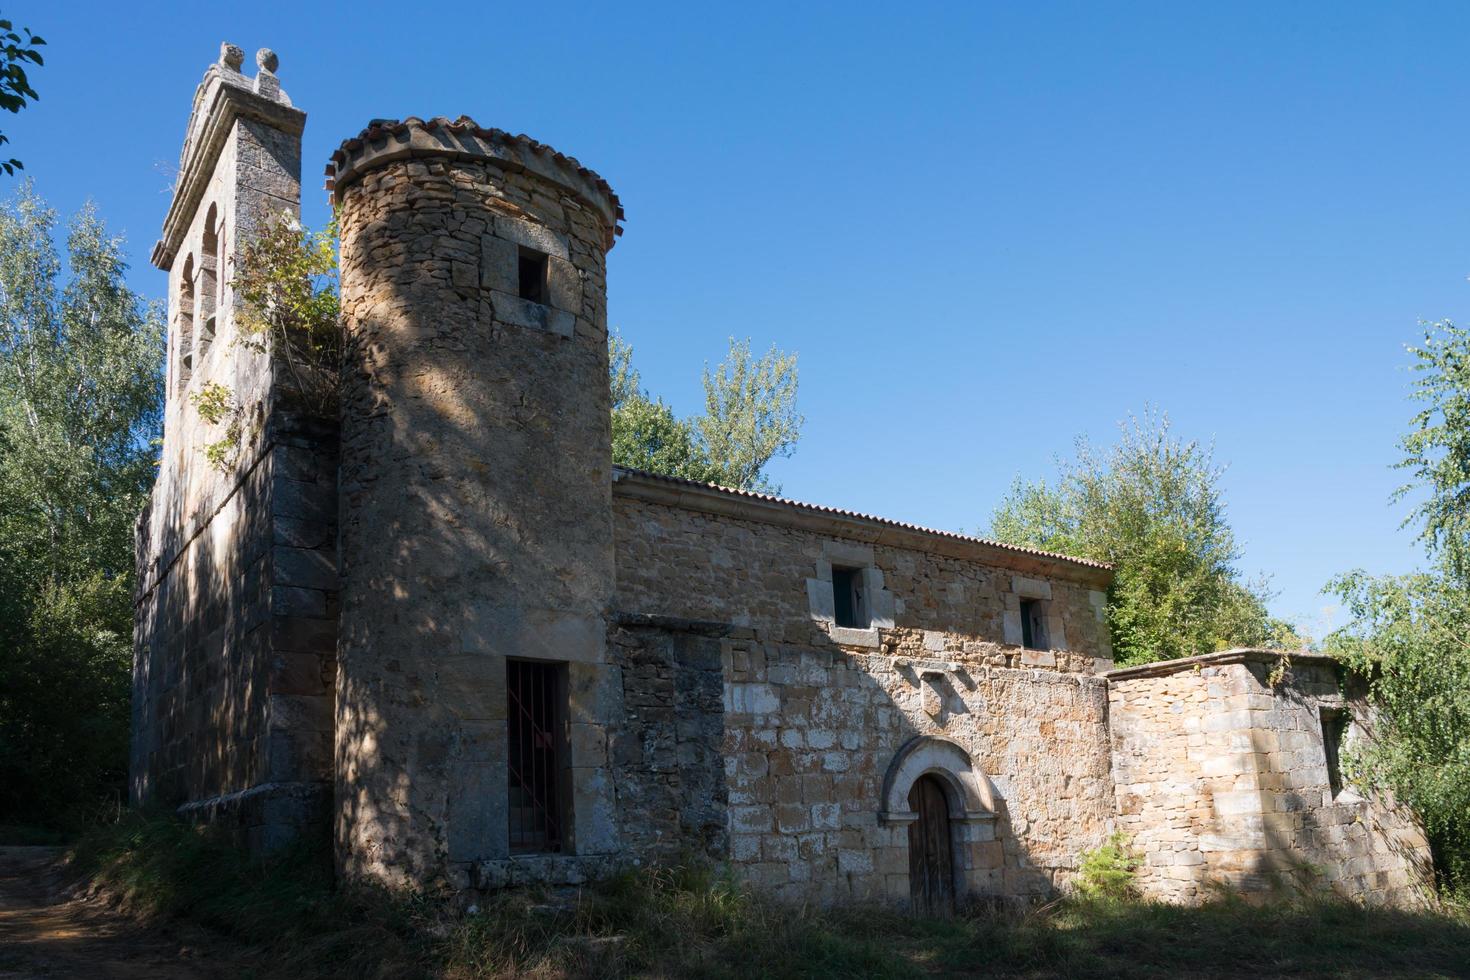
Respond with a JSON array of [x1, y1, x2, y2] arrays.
[[611, 467, 1114, 588], [151, 65, 305, 271], [1104, 648, 1341, 682], [324, 116, 624, 250]]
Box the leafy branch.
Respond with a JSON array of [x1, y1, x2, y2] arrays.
[[231, 212, 341, 416], [0, 20, 45, 175], [188, 380, 241, 471]]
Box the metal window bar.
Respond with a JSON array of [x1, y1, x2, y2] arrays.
[[507, 660, 563, 853]]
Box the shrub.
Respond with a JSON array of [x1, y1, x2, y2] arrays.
[[1074, 832, 1140, 901]]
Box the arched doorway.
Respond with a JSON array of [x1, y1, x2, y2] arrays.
[[907, 774, 955, 914]]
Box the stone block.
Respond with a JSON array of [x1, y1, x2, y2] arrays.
[[811, 802, 842, 830], [1020, 649, 1056, 668], [487, 289, 575, 337], [731, 805, 773, 834], [479, 234, 519, 292], [1011, 576, 1052, 599], [273, 546, 338, 590], [548, 255, 582, 313], [268, 652, 328, 695], [272, 585, 326, 619], [725, 682, 780, 715], [492, 214, 570, 259], [437, 653, 507, 723], [569, 765, 618, 854]]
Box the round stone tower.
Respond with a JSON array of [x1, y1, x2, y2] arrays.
[[328, 117, 624, 889]]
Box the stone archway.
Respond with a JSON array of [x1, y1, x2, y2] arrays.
[[879, 735, 1001, 908]]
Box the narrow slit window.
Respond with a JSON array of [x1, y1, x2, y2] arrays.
[[1321, 708, 1349, 799], [832, 566, 868, 629], [1019, 598, 1049, 650], [518, 247, 549, 304], [507, 659, 567, 853]]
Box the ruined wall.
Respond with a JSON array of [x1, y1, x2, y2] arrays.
[[132, 48, 337, 849], [331, 117, 624, 890], [610, 476, 1118, 904], [607, 617, 729, 863], [1108, 652, 1435, 907]]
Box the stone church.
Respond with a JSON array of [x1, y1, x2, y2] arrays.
[[131, 45, 1434, 910]]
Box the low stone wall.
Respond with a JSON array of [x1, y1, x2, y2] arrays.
[[1108, 651, 1435, 907]]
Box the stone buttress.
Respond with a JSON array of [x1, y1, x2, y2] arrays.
[[329, 117, 625, 889]]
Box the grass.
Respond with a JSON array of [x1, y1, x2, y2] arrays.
[[65, 812, 1470, 979]]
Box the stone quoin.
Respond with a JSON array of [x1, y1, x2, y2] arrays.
[[131, 44, 1435, 909]]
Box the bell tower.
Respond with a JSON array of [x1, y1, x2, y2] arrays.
[[133, 45, 338, 852]]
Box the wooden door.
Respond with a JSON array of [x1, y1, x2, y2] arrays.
[[907, 774, 956, 914]]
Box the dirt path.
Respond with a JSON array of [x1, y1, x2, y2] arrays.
[[0, 846, 250, 979]]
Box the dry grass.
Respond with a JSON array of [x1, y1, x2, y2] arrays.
[[67, 813, 1470, 979]]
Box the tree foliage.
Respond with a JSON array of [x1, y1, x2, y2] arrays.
[[0, 20, 43, 176], [231, 212, 340, 415], [609, 334, 803, 492], [988, 410, 1297, 665], [1395, 320, 1470, 579], [1325, 318, 1470, 893], [0, 184, 163, 828]]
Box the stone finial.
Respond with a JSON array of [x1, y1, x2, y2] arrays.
[[256, 48, 279, 74], [220, 43, 244, 71]]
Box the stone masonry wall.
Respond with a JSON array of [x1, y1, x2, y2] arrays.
[[332, 119, 622, 891], [718, 635, 1114, 904], [1108, 653, 1435, 906], [612, 477, 1112, 671], [610, 480, 1118, 904], [607, 616, 729, 863]]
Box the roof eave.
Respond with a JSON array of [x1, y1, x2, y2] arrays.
[[611, 467, 1114, 587]]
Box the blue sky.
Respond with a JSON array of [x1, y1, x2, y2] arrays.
[[15, 2, 1470, 636]]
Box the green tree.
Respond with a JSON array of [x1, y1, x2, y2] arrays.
[[0, 184, 163, 829], [1395, 320, 1470, 578], [1325, 318, 1470, 893], [609, 334, 803, 492], [696, 338, 802, 493], [988, 410, 1295, 665], [0, 20, 44, 175]]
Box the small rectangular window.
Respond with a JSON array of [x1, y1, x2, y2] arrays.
[[1019, 598, 1049, 650], [508, 658, 567, 853], [1321, 708, 1349, 798], [518, 247, 549, 304], [832, 566, 868, 629]]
